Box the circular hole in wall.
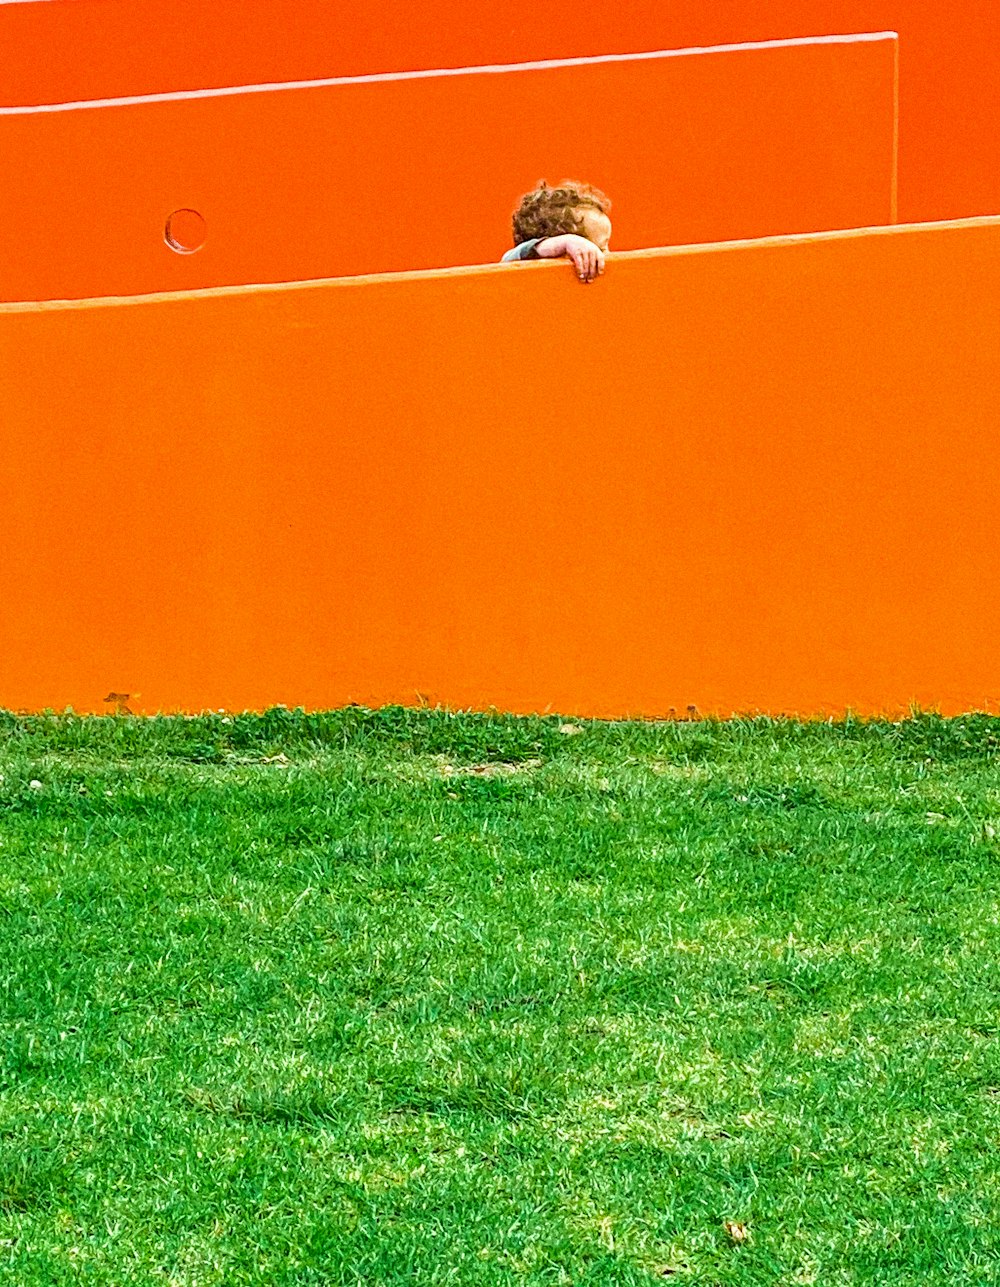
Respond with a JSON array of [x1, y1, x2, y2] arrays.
[[165, 209, 207, 254]]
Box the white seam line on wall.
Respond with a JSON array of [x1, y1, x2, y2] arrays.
[[890, 37, 900, 223], [0, 30, 900, 114], [1, 214, 994, 313]]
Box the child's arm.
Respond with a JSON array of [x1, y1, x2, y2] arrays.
[[500, 235, 606, 281], [536, 234, 605, 282]]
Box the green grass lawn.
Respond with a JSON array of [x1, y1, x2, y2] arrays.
[[1, 707, 999, 1285]]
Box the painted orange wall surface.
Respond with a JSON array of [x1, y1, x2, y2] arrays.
[[0, 0, 994, 225], [0, 38, 896, 301], [1, 218, 998, 718]]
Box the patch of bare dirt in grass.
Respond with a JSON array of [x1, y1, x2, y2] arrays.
[[425, 754, 543, 780], [377, 753, 545, 789], [442, 758, 542, 778], [643, 758, 711, 781]]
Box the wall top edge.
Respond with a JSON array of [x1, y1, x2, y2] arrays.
[[0, 31, 899, 114], [2, 214, 995, 314]]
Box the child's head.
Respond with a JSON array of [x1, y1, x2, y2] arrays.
[[512, 181, 612, 252]]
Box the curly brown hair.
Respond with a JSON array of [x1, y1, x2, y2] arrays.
[[511, 180, 611, 245]]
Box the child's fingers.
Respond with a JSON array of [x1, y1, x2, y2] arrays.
[[582, 248, 604, 282], [568, 243, 604, 282]]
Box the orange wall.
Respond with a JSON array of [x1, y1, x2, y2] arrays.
[[0, 0, 994, 224], [0, 37, 895, 301], [1, 217, 998, 718]]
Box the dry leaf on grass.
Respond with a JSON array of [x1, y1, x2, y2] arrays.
[[723, 1219, 750, 1244], [558, 723, 584, 736]]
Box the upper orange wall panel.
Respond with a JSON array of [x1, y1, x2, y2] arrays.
[[1, 217, 998, 719], [0, 36, 896, 302], [0, 0, 993, 224]]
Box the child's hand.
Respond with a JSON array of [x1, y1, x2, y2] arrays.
[[536, 234, 605, 282]]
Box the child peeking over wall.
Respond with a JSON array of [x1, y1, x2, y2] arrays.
[[501, 181, 611, 283]]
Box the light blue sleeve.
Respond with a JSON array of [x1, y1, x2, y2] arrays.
[[500, 239, 543, 262]]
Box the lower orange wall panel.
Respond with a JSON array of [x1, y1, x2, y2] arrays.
[[1, 217, 998, 717], [0, 36, 896, 300]]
